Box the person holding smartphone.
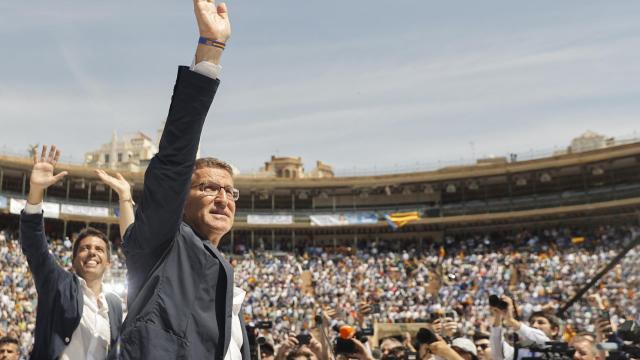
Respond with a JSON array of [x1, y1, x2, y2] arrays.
[[489, 295, 558, 360], [416, 328, 465, 360]]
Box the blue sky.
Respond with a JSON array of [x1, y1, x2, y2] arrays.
[[1, 1, 639, 174]]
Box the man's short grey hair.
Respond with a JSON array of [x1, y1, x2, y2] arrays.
[[194, 157, 234, 176]]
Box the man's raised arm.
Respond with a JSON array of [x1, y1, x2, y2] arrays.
[[20, 145, 69, 291], [124, 0, 231, 257]]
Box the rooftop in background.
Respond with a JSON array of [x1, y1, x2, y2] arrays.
[[2, 130, 638, 178]]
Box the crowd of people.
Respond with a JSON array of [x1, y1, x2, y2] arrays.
[[1, 224, 638, 359]]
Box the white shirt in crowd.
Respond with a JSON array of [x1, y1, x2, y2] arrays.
[[490, 323, 551, 360]]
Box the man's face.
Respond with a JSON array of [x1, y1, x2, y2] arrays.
[[183, 167, 235, 244], [530, 316, 558, 338], [475, 339, 492, 360], [260, 346, 275, 360], [572, 340, 598, 360], [72, 236, 111, 281], [0, 342, 20, 360], [381, 338, 405, 359], [453, 347, 475, 360]]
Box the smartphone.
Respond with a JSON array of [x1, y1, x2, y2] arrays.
[[256, 321, 273, 329], [371, 303, 382, 314], [598, 310, 613, 335], [360, 328, 374, 336]]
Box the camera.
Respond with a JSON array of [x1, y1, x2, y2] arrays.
[[416, 328, 439, 345], [489, 295, 509, 311], [296, 333, 311, 346], [333, 325, 372, 356], [246, 320, 273, 360], [524, 341, 576, 360], [596, 321, 640, 360], [382, 352, 417, 360], [255, 320, 273, 329], [618, 320, 640, 343]]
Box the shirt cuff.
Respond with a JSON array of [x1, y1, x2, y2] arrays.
[[24, 201, 43, 214], [190, 60, 222, 79]]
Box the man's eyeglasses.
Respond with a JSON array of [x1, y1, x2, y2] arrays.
[[476, 344, 490, 350], [192, 182, 240, 201]]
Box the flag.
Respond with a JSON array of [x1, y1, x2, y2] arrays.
[[571, 237, 585, 244], [384, 211, 420, 229]]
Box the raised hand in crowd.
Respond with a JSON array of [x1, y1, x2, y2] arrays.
[[275, 333, 300, 360], [587, 292, 620, 346], [587, 293, 606, 311], [94, 169, 134, 236], [356, 302, 372, 327], [432, 316, 460, 339], [419, 336, 466, 360], [498, 296, 520, 330], [307, 334, 324, 359], [27, 145, 68, 205], [402, 331, 417, 352], [349, 338, 374, 360]]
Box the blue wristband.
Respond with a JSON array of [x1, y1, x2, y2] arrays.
[[199, 37, 226, 49]]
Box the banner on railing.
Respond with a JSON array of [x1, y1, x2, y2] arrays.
[[309, 212, 378, 226], [247, 214, 293, 225], [0, 196, 7, 209], [10, 198, 60, 219], [61, 204, 109, 217]]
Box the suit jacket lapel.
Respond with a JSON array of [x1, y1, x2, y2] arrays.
[[239, 313, 251, 360], [204, 242, 234, 358]]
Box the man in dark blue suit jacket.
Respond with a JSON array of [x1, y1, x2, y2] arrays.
[[113, 1, 249, 359], [20, 145, 123, 359]]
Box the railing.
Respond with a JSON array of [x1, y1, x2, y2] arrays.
[[3, 182, 640, 223]]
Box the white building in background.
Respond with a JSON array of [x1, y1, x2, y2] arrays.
[[84, 131, 158, 172], [84, 122, 203, 172], [256, 156, 334, 179], [569, 130, 610, 153]]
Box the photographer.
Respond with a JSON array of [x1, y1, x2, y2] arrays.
[[431, 312, 461, 340], [490, 296, 557, 360], [260, 338, 276, 360], [451, 338, 480, 360], [380, 336, 407, 359], [474, 332, 493, 360], [276, 333, 328, 360]]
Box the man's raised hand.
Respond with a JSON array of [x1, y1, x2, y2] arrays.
[[30, 145, 68, 191], [194, 0, 231, 42], [95, 169, 131, 199]]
